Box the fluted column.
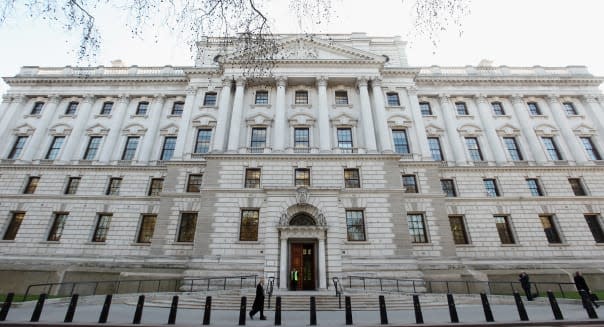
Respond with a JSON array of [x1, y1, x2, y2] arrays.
[[357, 77, 377, 153], [0, 95, 12, 123], [273, 76, 287, 152], [139, 94, 166, 162], [439, 94, 466, 165], [212, 79, 233, 152], [0, 95, 27, 148], [370, 78, 392, 153], [475, 95, 506, 164], [317, 76, 331, 152], [510, 95, 548, 164], [582, 95, 604, 139], [99, 95, 130, 163], [227, 77, 246, 152], [404, 87, 431, 159], [22, 95, 61, 161], [546, 95, 587, 164], [173, 87, 199, 160], [61, 95, 96, 162]]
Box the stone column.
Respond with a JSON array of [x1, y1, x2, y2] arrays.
[[510, 95, 548, 164], [357, 77, 377, 153], [318, 236, 327, 289], [0, 95, 27, 146], [0, 94, 12, 123], [582, 95, 604, 139], [22, 95, 61, 161], [61, 95, 96, 162], [279, 237, 288, 289], [212, 79, 233, 152], [438, 94, 466, 165], [317, 77, 331, 152], [404, 87, 432, 159], [227, 77, 246, 153], [138, 95, 166, 162], [273, 76, 287, 152], [546, 95, 588, 164], [475, 95, 506, 164], [173, 87, 198, 160], [370, 78, 392, 153], [99, 95, 130, 163]]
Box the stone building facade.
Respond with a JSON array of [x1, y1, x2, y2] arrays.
[[1, 33, 604, 293]]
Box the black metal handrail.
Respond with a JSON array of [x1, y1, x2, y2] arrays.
[[267, 277, 274, 308], [332, 277, 343, 308]]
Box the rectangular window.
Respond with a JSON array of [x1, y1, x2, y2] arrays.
[[441, 179, 457, 197], [449, 215, 469, 245], [387, 93, 400, 106], [204, 92, 217, 106], [402, 174, 418, 193], [83, 136, 102, 160], [483, 178, 500, 197], [491, 102, 505, 115], [562, 102, 578, 115], [526, 178, 543, 196], [527, 102, 541, 115], [8, 136, 28, 159], [106, 177, 122, 195], [148, 178, 164, 196], [92, 214, 112, 242], [121, 136, 139, 160], [428, 137, 444, 161], [3, 212, 25, 240], [160, 137, 177, 161], [295, 168, 310, 187], [337, 128, 353, 153], [580, 137, 602, 160], [171, 101, 184, 115], [585, 214, 604, 243], [64, 177, 81, 195], [65, 101, 78, 115], [100, 101, 113, 115], [136, 101, 149, 115], [569, 178, 587, 196], [24, 176, 39, 194], [30, 101, 44, 115], [345, 210, 366, 241], [419, 102, 432, 116], [186, 174, 203, 192], [177, 212, 197, 242], [137, 214, 157, 243], [407, 213, 428, 243], [539, 214, 562, 244], [239, 210, 259, 241], [46, 136, 65, 160], [194, 129, 212, 154], [494, 215, 515, 244], [465, 137, 484, 161], [503, 137, 523, 161], [294, 128, 310, 152], [542, 137, 562, 160], [392, 130, 410, 154], [255, 91, 269, 105], [335, 91, 349, 105], [47, 212, 68, 241], [295, 91, 309, 105], [344, 168, 360, 188], [455, 102, 468, 115], [245, 168, 261, 188], [250, 128, 266, 153]]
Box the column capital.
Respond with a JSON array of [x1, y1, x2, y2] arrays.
[[48, 95, 61, 104], [475, 94, 488, 103], [316, 76, 328, 87], [221, 78, 232, 88], [186, 86, 197, 95], [82, 95, 96, 104], [370, 77, 383, 88], [153, 94, 166, 103], [438, 94, 451, 104], [11, 94, 27, 104], [406, 86, 418, 96], [356, 77, 369, 88], [118, 94, 130, 103], [235, 76, 246, 87], [582, 94, 599, 103], [546, 94, 560, 104], [510, 94, 524, 104], [276, 76, 287, 87], [2, 94, 12, 103]]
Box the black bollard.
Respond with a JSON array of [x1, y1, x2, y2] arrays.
[[202, 296, 212, 325], [447, 293, 459, 323], [132, 295, 145, 324], [168, 295, 179, 325], [480, 292, 494, 322], [98, 294, 112, 323], [379, 295, 388, 325], [413, 294, 424, 324], [345, 296, 353, 325], [579, 290, 598, 319], [0, 292, 14, 321], [275, 296, 282, 326], [513, 292, 529, 321], [64, 294, 79, 323], [546, 291, 563, 320], [310, 296, 317, 326], [238, 296, 246, 326], [30, 293, 47, 322]]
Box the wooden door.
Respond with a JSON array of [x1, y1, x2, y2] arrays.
[[290, 242, 315, 290]]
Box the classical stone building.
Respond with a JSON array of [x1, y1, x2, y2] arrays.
[[1, 33, 604, 293]]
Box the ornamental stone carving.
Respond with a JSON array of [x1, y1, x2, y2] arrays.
[[296, 186, 309, 204]]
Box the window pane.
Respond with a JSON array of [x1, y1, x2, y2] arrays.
[[526, 178, 542, 196], [503, 137, 523, 161], [539, 215, 562, 244], [255, 91, 269, 104], [494, 215, 515, 244], [465, 137, 483, 161], [387, 93, 400, 106], [294, 128, 309, 152], [92, 214, 112, 242], [419, 102, 432, 116], [251, 128, 266, 152], [346, 210, 366, 241], [136, 102, 149, 115], [402, 175, 418, 193], [491, 102, 505, 115], [46, 136, 65, 160], [295, 91, 308, 105], [48, 213, 68, 241], [8, 136, 28, 159], [528, 102, 541, 115], [65, 101, 78, 115], [24, 176, 39, 194], [137, 214, 157, 243], [407, 213, 428, 243], [392, 130, 410, 154], [455, 102, 468, 115], [148, 178, 164, 196], [178, 212, 197, 242], [569, 178, 586, 196], [337, 128, 353, 152], [204, 93, 217, 106], [335, 91, 348, 105], [31, 102, 44, 115], [160, 137, 177, 160], [195, 129, 212, 154], [428, 137, 443, 161], [585, 215, 604, 243], [581, 137, 601, 160], [106, 178, 122, 195], [3, 212, 25, 240], [83, 136, 102, 160], [441, 179, 457, 197], [563, 102, 577, 115], [344, 169, 360, 188], [100, 102, 113, 115], [187, 174, 203, 192], [171, 102, 184, 115], [65, 177, 80, 195], [484, 179, 499, 197], [542, 137, 562, 160], [449, 216, 469, 244], [240, 210, 259, 241], [295, 168, 310, 187], [245, 169, 261, 188]]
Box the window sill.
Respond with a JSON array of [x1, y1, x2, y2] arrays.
[[422, 114, 437, 118], [250, 104, 271, 109], [59, 114, 77, 119], [500, 244, 520, 247], [493, 114, 512, 119], [85, 242, 106, 245], [411, 242, 432, 246], [24, 114, 42, 119], [94, 114, 112, 119], [567, 114, 585, 119], [0, 240, 15, 243], [236, 240, 261, 244], [454, 244, 473, 247], [530, 114, 548, 119], [290, 104, 311, 109], [344, 240, 370, 244], [167, 114, 182, 118], [130, 114, 148, 118], [547, 243, 570, 247], [131, 242, 151, 246], [39, 241, 61, 244], [172, 242, 194, 246], [386, 105, 404, 110], [201, 105, 218, 109], [456, 114, 475, 119], [332, 104, 353, 109]]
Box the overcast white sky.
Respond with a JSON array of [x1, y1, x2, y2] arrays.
[[1, 0, 603, 94]]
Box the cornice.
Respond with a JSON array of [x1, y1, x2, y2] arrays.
[[439, 164, 604, 173], [443, 195, 604, 203], [4, 76, 189, 86], [199, 153, 405, 161], [0, 163, 169, 171], [415, 76, 603, 86]]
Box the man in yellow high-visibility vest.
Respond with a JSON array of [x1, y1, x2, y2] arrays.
[[290, 268, 299, 291]]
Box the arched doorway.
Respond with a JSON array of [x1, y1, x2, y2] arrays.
[[289, 213, 317, 290]]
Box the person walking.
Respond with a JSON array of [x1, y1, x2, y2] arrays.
[[249, 278, 267, 320], [574, 271, 600, 308], [519, 272, 533, 301]]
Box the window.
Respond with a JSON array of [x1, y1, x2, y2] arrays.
[[65, 101, 78, 115], [562, 102, 578, 115], [3, 212, 25, 240], [580, 137, 602, 160], [240, 210, 259, 241], [491, 102, 505, 115], [527, 102, 541, 115], [294, 128, 309, 152], [539, 214, 562, 244], [295, 91, 308, 105], [148, 178, 164, 196], [407, 213, 428, 243], [441, 179, 457, 197], [46, 136, 65, 160], [244, 169, 261, 188], [541, 137, 562, 160], [483, 178, 500, 197], [171, 101, 184, 115], [136, 101, 149, 115], [402, 175, 418, 193], [250, 128, 266, 153], [569, 178, 587, 196], [526, 178, 543, 196], [344, 169, 360, 188], [494, 215, 515, 244], [346, 210, 366, 241], [428, 137, 444, 161], [92, 214, 112, 242], [24, 176, 39, 194], [83, 136, 102, 160], [186, 174, 203, 192], [449, 216, 469, 245], [30, 101, 44, 115], [8, 136, 28, 159], [503, 137, 523, 161], [121, 136, 139, 160], [204, 92, 217, 106], [100, 101, 113, 115], [465, 137, 483, 161], [106, 178, 122, 195], [419, 102, 432, 116], [337, 128, 353, 153], [177, 212, 197, 242], [584, 214, 604, 243], [335, 91, 349, 105], [295, 168, 310, 187], [47, 213, 68, 241], [387, 92, 400, 106], [392, 130, 410, 154], [194, 129, 212, 154], [455, 102, 468, 115], [255, 91, 269, 105], [64, 177, 81, 195], [137, 214, 157, 243], [160, 137, 177, 161]]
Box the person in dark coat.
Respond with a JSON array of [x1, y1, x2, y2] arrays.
[[574, 271, 600, 308], [249, 278, 267, 320], [519, 272, 533, 301]]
